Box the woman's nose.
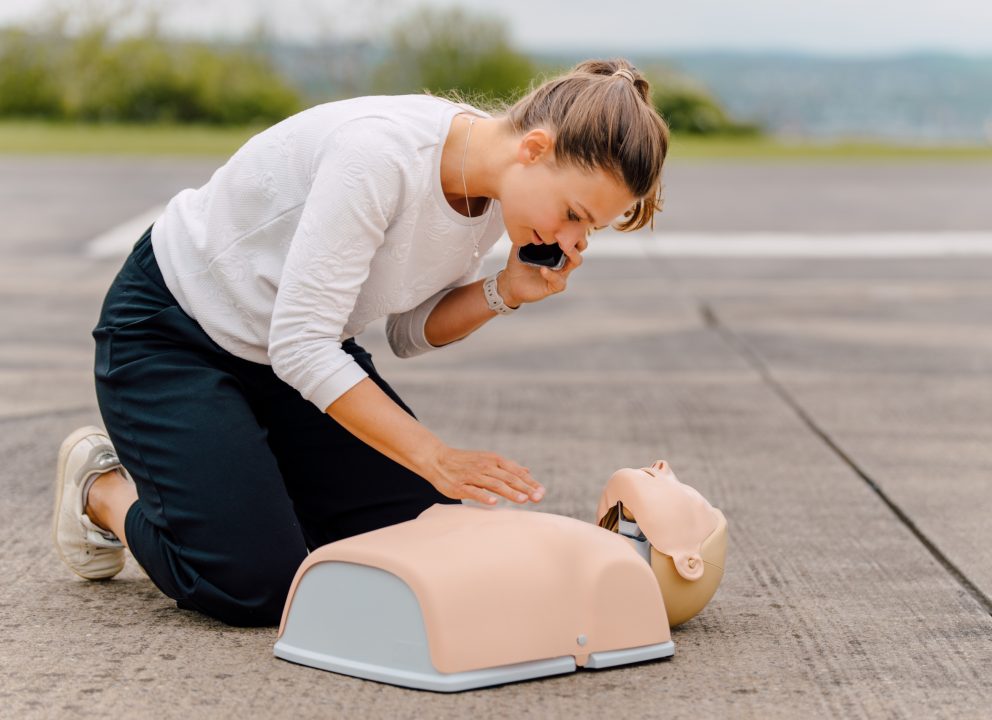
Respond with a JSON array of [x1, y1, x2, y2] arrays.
[[554, 224, 585, 252]]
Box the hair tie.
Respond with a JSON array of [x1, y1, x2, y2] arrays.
[[612, 69, 636, 83]]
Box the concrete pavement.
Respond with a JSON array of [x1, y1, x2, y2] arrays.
[[1, 155, 990, 718]]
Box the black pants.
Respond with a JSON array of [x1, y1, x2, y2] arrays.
[[93, 227, 457, 626]]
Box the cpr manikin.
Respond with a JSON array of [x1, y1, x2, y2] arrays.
[[274, 460, 727, 692]]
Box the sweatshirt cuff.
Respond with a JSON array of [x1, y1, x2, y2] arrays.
[[386, 287, 457, 358], [308, 358, 370, 412]]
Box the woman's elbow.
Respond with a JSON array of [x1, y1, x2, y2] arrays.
[[386, 315, 432, 358]]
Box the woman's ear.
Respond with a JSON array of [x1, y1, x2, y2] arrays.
[[516, 128, 554, 165]]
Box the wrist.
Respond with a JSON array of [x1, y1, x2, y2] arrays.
[[495, 271, 522, 309], [409, 435, 447, 480], [483, 271, 518, 315]]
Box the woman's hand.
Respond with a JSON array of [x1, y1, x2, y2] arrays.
[[499, 234, 589, 307], [425, 446, 545, 505], [327, 379, 545, 508]]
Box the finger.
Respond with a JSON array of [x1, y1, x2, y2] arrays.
[[540, 266, 567, 292], [560, 254, 582, 280], [562, 253, 582, 276], [490, 478, 534, 504], [496, 458, 543, 495], [470, 469, 528, 504], [462, 484, 499, 505], [469, 462, 538, 504], [564, 243, 584, 268], [494, 455, 530, 479], [486, 467, 538, 503]]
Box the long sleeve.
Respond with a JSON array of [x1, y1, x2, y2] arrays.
[[268, 118, 410, 410], [385, 255, 485, 358]]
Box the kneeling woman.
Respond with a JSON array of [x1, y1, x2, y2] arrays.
[[53, 59, 669, 626]]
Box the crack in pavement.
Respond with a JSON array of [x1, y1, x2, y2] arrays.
[[698, 300, 992, 617]]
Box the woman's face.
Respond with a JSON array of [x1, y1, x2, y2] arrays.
[[498, 130, 638, 256]]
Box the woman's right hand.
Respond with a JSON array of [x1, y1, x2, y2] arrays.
[[425, 446, 545, 505], [325, 378, 545, 506]]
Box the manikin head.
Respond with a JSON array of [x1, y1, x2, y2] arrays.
[[597, 460, 727, 627], [479, 59, 670, 256]]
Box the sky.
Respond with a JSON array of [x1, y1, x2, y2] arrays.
[[2, 0, 991, 56]]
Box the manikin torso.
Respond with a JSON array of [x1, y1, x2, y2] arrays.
[[276, 460, 727, 677]]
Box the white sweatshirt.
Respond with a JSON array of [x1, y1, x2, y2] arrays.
[[151, 94, 504, 412]]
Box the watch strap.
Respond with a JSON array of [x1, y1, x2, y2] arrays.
[[483, 271, 517, 315]]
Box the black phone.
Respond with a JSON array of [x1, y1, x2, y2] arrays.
[[517, 242, 567, 270]]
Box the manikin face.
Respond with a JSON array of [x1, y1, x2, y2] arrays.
[[498, 130, 638, 256]]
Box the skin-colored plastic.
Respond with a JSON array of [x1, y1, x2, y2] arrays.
[[277, 504, 671, 674], [278, 459, 726, 679], [596, 460, 727, 627], [649, 512, 726, 626]]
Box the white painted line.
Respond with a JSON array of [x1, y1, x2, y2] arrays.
[[493, 231, 992, 258], [87, 204, 992, 260], [85, 205, 165, 259]]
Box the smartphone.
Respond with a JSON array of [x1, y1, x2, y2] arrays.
[[517, 242, 567, 270]]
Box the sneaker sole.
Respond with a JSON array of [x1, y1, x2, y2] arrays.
[[52, 425, 122, 580]]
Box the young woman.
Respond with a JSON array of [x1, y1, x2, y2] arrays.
[[53, 59, 670, 626]]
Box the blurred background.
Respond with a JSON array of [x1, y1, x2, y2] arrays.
[[1, 0, 990, 155]]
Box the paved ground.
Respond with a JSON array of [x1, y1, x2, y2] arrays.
[[1, 156, 990, 718]]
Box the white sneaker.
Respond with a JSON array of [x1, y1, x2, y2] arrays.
[[53, 426, 128, 580]]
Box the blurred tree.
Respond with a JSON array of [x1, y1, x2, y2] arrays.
[[644, 66, 762, 136], [182, 44, 301, 125], [0, 12, 301, 124], [0, 28, 63, 116], [63, 28, 192, 121], [654, 84, 761, 136], [374, 6, 535, 105]]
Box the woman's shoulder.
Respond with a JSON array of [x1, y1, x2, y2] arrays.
[[306, 94, 471, 135], [231, 95, 480, 164], [244, 94, 482, 162], [286, 96, 461, 173]]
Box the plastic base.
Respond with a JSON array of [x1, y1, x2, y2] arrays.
[[274, 641, 580, 692], [273, 561, 674, 692]]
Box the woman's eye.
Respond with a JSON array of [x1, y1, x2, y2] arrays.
[[567, 210, 580, 222]]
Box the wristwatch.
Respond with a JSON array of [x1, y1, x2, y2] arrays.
[[483, 271, 519, 315]]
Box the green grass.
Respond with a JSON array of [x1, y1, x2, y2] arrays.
[[0, 121, 266, 156], [672, 135, 992, 161], [1, 121, 991, 161]]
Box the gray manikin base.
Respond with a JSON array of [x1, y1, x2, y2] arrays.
[[274, 561, 674, 692]]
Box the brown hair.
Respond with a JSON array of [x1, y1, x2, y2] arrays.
[[504, 58, 669, 232]]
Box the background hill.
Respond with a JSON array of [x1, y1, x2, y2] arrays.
[[267, 43, 992, 143], [527, 50, 992, 144]]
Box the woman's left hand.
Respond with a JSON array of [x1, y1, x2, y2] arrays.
[[499, 234, 589, 307]]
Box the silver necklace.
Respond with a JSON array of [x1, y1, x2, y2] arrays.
[[461, 116, 481, 258]]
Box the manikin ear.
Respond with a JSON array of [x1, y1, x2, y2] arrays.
[[516, 128, 554, 165]]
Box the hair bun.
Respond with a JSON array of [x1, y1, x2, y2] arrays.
[[574, 59, 652, 105]]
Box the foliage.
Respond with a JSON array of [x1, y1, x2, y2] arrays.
[[372, 8, 758, 136], [0, 2, 755, 136], [645, 70, 762, 137], [0, 28, 63, 116], [373, 6, 535, 107], [0, 21, 301, 124]]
